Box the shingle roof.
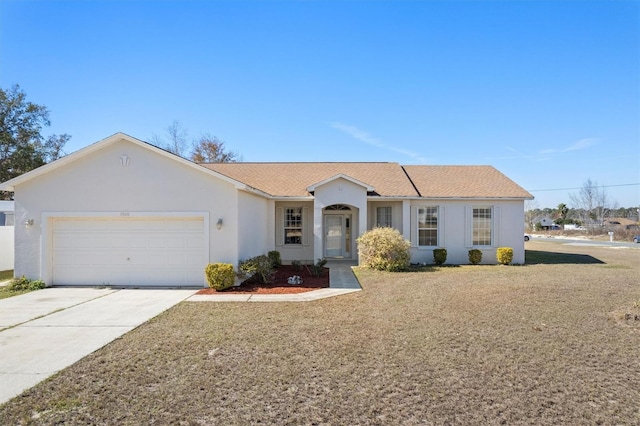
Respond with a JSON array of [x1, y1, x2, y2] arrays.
[[201, 162, 419, 197], [201, 162, 533, 199], [402, 165, 533, 199]]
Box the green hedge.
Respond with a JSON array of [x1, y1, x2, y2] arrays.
[[468, 249, 483, 265], [433, 248, 447, 265]]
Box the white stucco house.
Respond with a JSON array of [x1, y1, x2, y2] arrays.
[[0, 200, 15, 272], [0, 133, 533, 287]]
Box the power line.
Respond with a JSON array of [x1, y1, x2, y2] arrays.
[[528, 183, 640, 192]]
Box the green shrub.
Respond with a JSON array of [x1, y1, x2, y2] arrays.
[[204, 263, 235, 291], [239, 255, 274, 283], [357, 227, 411, 272], [309, 258, 327, 277], [6, 276, 46, 292], [291, 260, 302, 271], [468, 249, 483, 265], [433, 248, 447, 265], [28, 280, 45, 290], [496, 247, 514, 265], [268, 250, 282, 268]]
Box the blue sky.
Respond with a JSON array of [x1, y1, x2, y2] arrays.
[[1, 0, 638, 209]]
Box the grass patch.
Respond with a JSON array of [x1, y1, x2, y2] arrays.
[[0, 274, 45, 300], [0, 241, 639, 424], [0, 287, 32, 300], [0, 270, 13, 282]]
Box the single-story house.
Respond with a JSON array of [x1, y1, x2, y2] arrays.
[[0, 200, 15, 272], [0, 133, 533, 287]]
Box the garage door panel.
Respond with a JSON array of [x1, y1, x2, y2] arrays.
[[52, 217, 206, 286]]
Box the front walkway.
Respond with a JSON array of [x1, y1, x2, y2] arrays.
[[187, 260, 361, 302]]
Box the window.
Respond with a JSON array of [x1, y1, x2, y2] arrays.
[[376, 206, 392, 227], [418, 207, 438, 246], [284, 207, 303, 245], [473, 207, 492, 246]]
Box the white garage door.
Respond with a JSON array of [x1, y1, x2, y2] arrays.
[[52, 217, 206, 287]]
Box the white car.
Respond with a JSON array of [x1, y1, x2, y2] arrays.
[[524, 233, 531, 242]]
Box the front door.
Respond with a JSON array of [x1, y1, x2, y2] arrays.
[[324, 214, 351, 258]]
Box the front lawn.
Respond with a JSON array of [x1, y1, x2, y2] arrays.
[[1, 242, 639, 424]]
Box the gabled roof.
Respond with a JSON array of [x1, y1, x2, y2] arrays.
[[402, 165, 534, 199], [307, 174, 375, 193], [0, 132, 533, 201], [202, 162, 419, 197], [0, 132, 257, 194]]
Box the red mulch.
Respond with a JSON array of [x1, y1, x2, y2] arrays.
[[196, 265, 330, 295]]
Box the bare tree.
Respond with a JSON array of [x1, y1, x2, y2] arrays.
[[524, 199, 539, 230], [191, 133, 237, 163], [569, 178, 615, 226], [150, 120, 189, 157]]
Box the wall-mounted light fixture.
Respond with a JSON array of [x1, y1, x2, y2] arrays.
[[216, 218, 223, 230], [25, 218, 34, 229]]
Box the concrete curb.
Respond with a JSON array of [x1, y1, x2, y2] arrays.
[[187, 288, 361, 303]]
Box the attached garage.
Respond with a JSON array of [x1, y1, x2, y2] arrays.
[[50, 216, 207, 287]]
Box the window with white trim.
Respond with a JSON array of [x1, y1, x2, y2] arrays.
[[418, 206, 438, 246], [376, 206, 392, 227], [284, 207, 303, 245], [472, 207, 492, 246]]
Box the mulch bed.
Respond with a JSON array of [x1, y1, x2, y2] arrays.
[[196, 265, 329, 295]]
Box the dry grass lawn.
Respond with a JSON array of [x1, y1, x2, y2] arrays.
[[1, 241, 639, 425]]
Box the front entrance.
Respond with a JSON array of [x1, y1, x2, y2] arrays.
[[324, 213, 352, 258]]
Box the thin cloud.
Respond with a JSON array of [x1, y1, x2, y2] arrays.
[[330, 122, 428, 163], [538, 138, 599, 155], [486, 138, 599, 162], [563, 138, 598, 152]]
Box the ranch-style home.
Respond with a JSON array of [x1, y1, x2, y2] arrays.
[[0, 133, 533, 287]]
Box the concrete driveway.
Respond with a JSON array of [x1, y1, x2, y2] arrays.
[[0, 287, 196, 405]]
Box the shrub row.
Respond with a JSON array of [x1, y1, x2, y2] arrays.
[[357, 228, 518, 271], [205, 250, 284, 291]]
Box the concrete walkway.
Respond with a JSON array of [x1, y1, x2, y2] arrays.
[[187, 260, 362, 302]]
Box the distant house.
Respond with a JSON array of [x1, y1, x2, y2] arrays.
[[538, 217, 560, 230], [0, 201, 15, 272], [0, 133, 534, 287], [605, 218, 640, 231]]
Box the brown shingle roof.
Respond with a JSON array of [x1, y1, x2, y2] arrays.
[[402, 165, 534, 199], [201, 162, 419, 197], [201, 162, 533, 199]]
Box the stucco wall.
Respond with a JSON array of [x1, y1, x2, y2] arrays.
[[13, 139, 241, 282], [407, 200, 525, 265], [367, 200, 404, 229], [313, 178, 368, 261], [0, 226, 14, 272], [274, 200, 314, 263], [237, 190, 270, 262]]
